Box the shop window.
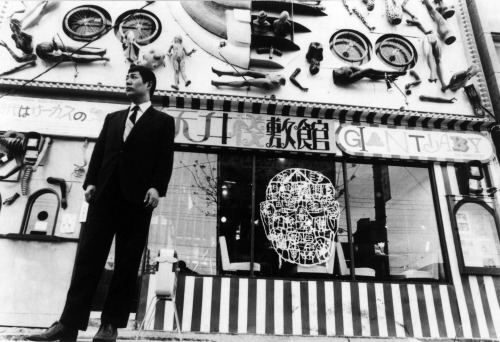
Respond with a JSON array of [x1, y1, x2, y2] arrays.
[[149, 150, 446, 281], [220, 155, 348, 278], [448, 197, 500, 275], [21, 189, 60, 235], [146, 152, 217, 275], [347, 164, 445, 281]]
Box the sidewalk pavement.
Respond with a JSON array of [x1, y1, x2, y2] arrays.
[[1, 326, 499, 342]]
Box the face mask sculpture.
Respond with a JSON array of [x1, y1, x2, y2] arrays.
[[260, 168, 340, 268]]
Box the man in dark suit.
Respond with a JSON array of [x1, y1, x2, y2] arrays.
[[27, 65, 175, 342]]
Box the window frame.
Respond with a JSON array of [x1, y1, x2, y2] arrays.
[[213, 149, 450, 283], [447, 195, 500, 275]]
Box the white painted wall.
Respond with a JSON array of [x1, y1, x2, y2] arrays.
[[0, 0, 488, 116]]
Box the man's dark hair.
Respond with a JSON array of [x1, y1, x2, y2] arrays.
[[128, 65, 156, 97]]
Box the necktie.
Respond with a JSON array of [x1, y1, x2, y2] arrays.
[[123, 105, 139, 141]]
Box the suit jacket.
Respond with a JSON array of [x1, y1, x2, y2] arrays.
[[83, 106, 175, 204]]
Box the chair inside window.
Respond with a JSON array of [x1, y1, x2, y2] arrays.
[[219, 236, 261, 274], [337, 240, 376, 277], [292, 241, 375, 277]]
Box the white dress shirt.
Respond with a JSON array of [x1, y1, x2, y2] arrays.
[[127, 101, 151, 123]]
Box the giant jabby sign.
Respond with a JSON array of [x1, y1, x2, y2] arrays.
[[336, 124, 495, 163]]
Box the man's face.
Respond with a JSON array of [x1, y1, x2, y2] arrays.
[[125, 71, 150, 101]]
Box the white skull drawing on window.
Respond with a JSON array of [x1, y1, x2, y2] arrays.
[[260, 168, 340, 266]]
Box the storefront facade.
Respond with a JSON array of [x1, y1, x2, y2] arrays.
[[0, 0, 499, 339]]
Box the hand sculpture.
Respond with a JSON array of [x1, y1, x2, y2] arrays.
[[36, 39, 109, 63], [332, 66, 406, 85], [211, 67, 286, 90]]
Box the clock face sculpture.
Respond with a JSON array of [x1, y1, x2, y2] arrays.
[[260, 168, 340, 267]]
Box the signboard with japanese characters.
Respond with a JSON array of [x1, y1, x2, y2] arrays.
[[1, 97, 337, 154], [336, 123, 494, 163], [172, 110, 337, 154]]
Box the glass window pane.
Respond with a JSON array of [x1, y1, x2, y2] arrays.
[[349, 164, 445, 281], [456, 202, 500, 268], [147, 152, 217, 275], [219, 154, 254, 274]]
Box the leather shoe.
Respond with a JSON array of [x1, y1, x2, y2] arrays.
[[26, 321, 78, 341], [92, 323, 117, 342]]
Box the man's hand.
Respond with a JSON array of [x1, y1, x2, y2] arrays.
[[84, 185, 96, 203], [144, 188, 159, 209]]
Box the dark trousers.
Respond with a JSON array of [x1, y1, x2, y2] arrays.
[[60, 174, 152, 330]]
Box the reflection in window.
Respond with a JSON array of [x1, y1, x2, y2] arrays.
[[456, 202, 500, 268], [147, 152, 217, 275], [219, 154, 254, 275], [22, 190, 60, 235], [348, 165, 444, 281]]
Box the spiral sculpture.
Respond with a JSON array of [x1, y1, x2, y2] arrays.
[[0, 137, 24, 159], [21, 166, 33, 195], [3, 192, 20, 206]]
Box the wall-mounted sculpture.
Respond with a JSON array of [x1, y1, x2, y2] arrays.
[[135, 47, 166, 70], [273, 11, 292, 37], [21, 137, 52, 196], [0, 60, 36, 77], [332, 66, 406, 85], [3, 192, 20, 206], [36, 39, 109, 63], [289, 68, 308, 92], [363, 0, 375, 11], [260, 168, 340, 267], [167, 35, 197, 90], [443, 65, 479, 92], [0, 40, 37, 63], [353, 8, 375, 31], [9, 19, 33, 55], [423, 0, 455, 45], [419, 95, 456, 103], [434, 0, 455, 19], [211, 67, 286, 90], [422, 33, 446, 88], [385, 0, 403, 25], [252, 11, 271, 35], [9, 1, 60, 30], [0, 131, 25, 182], [306, 42, 323, 75], [47, 177, 67, 209], [122, 31, 141, 63], [405, 70, 422, 94]]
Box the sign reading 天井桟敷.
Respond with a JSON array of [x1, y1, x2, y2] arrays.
[[336, 124, 494, 163]]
